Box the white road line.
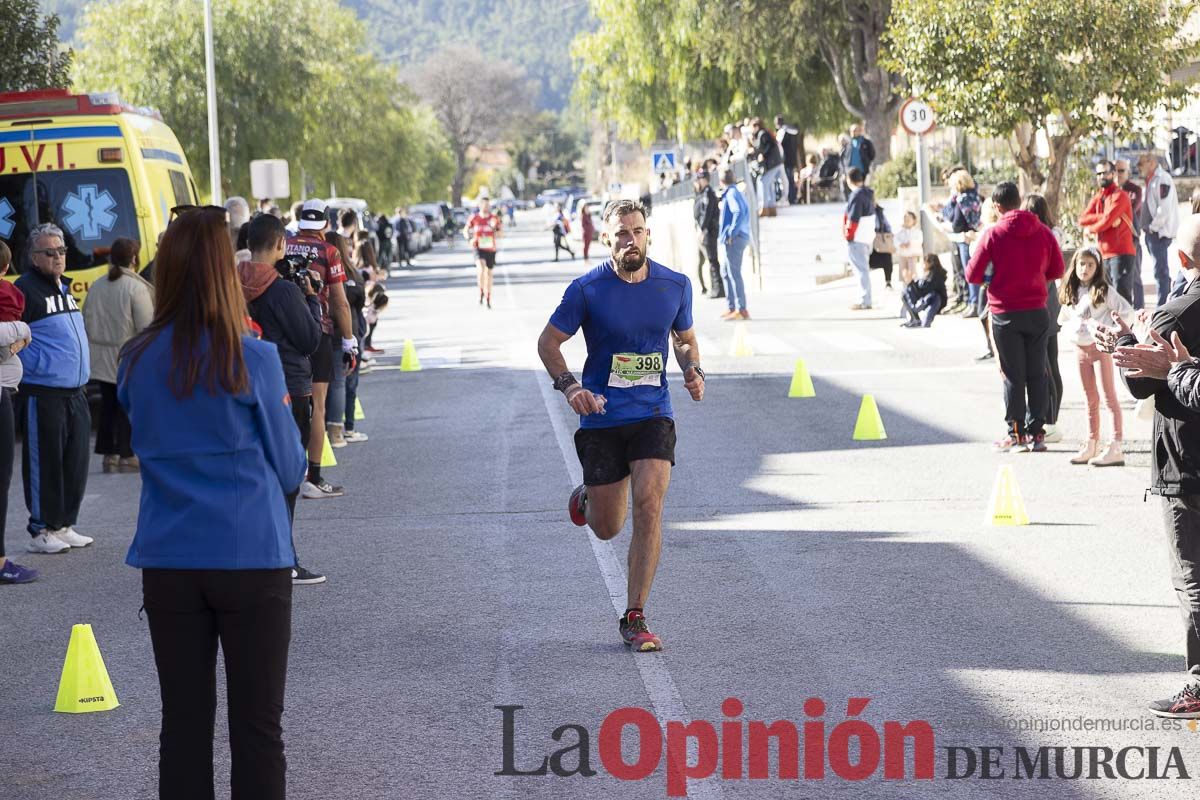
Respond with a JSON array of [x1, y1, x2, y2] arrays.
[[501, 268, 723, 799]]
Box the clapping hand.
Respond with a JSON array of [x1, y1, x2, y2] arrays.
[[1093, 310, 1132, 354], [1113, 329, 1192, 380]]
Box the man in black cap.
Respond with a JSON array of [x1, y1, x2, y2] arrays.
[[692, 170, 723, 299]]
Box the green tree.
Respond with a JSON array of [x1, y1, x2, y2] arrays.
[[886, 0, 1198, 219], [799, 0, 904, 162], [412, 45, 534, 206], [1, 0, 73, 92], [508, 110, 583, 183], [73, 0, 444, 208], [571, 0, 850, 147]]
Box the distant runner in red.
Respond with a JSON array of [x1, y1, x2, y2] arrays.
[[467, 198, 502, 309]]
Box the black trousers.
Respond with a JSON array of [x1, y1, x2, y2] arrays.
[[1046, 334, 1063, 425], [95, 380, 133, 457], [1161, 497, 1200, 676], [991, 308, 1050, 436], [785, 164, 798, 204], [143, 568, 292, 800], [20, 389, 90, 534], [703, 234, 722, 297], [553, 230, 574, 259], [284, 395, 311, 565], [0, 389, 14, 557]]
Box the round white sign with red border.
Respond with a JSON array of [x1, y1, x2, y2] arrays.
[[900, 99, 936, 136]]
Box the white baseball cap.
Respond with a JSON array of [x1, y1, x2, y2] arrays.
[[297, 199, 328, 231]]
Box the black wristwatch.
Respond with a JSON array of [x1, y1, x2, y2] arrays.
[[685, 363, 705, 380], [552, 371, 579, 393]]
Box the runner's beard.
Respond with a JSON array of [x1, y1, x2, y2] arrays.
[[617, 246, 646, 272]]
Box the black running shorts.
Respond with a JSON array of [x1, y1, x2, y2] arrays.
[[574, 417, 676, 486], [475, 249, 497, 269], [311, 333, 335, 384]]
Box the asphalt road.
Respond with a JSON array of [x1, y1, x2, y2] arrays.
[[2, 207, 1197, 799]]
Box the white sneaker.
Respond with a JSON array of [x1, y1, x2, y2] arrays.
[[300, 479, 344, 499], [52, 527, 94, 547], [1042, 425, 1063, 444], [343, 430, 369, 443], [27, 531, 70, 554]]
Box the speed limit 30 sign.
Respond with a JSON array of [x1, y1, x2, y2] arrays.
[[900, 98, 936, 136]]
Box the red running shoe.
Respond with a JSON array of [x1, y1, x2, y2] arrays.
[[568, 484, 588, 526], [1149, 680, 1200, 719], [620, 610, 663, 652]]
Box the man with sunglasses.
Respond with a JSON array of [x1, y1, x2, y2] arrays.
[[1080, 159, 1137, 304], [1115, 160, 1146, 309], [15, 223, 94, 554]]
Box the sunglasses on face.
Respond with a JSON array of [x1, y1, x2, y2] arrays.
[[33, 247, 68, 257]]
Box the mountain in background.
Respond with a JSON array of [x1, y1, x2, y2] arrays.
[[41, 0, 593, 111]]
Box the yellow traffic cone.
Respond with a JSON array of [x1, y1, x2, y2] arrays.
[[730, 324, 754, 357], [320, 433, 337, 468], [788, 359, 815, 398], [55, 624, 119, 713], [987, 465, 1029, 526], [354, 397, 365, 421], [400, 339, 422, 372], [852, 394, 887, 440]]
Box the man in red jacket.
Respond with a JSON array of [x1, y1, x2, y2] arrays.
[[1079, 159, 1137, 303], [967, 182, 1066, 452]]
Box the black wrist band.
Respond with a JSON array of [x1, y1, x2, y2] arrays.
[[552, 372, 578, 393], [685, 362, 704, 380]]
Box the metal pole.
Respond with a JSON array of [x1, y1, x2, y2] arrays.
[[203, 0, 222, 204], [915, 133, 933, 253]]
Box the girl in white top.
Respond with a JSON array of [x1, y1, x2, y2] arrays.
[[1057, 247, 1134, 466], [894, 210, 923, 285]]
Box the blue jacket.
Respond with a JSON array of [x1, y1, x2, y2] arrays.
[[719, 185, 751, 243], [16, 268, 90, 392], [119, 326, 308, 569]]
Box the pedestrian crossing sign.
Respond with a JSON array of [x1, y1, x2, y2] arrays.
[[651, 151, 676, 173]]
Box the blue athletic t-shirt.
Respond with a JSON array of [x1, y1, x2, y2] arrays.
[[549, 259, 694, 429]]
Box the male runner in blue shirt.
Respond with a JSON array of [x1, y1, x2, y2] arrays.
[[537, 199, 705, 652]]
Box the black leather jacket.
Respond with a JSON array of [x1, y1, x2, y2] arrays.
[[1120, 277, 1200, 495]]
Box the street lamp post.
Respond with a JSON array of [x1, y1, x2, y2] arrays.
[[203, 0, 222, 204]]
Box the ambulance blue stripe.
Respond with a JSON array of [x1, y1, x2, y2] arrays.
[[0, 125, 123, 144]]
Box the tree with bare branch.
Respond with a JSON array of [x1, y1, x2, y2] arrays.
[[413, 46, 533, 206]]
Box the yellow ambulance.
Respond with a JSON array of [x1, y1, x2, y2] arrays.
[[0, 89, 199, 299]]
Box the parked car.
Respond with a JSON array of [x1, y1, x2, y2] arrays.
[[410, 202, 453, 241], [324, 197, 379, 254], [535, 188, 570, 208], [408, 214, 433, 252]]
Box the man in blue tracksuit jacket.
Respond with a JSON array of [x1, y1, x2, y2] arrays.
[[16, 223, 93, 554]]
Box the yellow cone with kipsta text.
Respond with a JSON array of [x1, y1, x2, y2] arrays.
[[55, 624, 119, 713], [987, 465, 1029, 526]]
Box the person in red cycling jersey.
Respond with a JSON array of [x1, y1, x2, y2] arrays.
[[284, 200, 355, 499], [466, 198, 502, 308]]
